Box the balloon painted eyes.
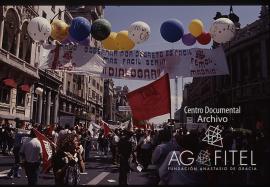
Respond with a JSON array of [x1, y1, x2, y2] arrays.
[[34, 33, 36, 36], [128, 21, 150, 44], [210, 18, 236, 44]]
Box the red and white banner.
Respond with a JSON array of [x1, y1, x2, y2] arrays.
[[32, 128, 55, 173], [40, 45, 229, 79], [100, 120, 112, 136]]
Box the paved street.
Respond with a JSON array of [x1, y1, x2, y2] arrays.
[[0, 152, 158, 185]]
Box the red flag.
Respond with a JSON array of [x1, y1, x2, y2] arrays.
[[100, 120, 112, 136], [127, 73, 171, 120], [32, 128, 55, 173]]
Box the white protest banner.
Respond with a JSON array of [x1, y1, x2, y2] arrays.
[[40, 45, 229, 79], [59, 115, 75, 128], [118, 105, 131, 111]]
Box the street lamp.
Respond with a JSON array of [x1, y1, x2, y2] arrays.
[[35, 87, 43, 95], [34, 87, 43, 126]]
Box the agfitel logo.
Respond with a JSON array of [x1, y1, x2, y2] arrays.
[[196, 150, 211, 166], [168, 125, 257, 171], [202, 125, 223, 148]]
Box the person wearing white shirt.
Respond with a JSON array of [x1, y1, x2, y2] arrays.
[[20, 129, 42, 185]]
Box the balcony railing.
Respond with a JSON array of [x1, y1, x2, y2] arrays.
[[0, 48, 39, 78], [42, 69, 62, 82], [66, 90, 85, 103]]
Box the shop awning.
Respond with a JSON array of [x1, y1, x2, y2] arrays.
[[20, 84, 30, 93], [3, 79, 17, 88]]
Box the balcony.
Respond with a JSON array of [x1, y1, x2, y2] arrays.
[[40, 69, 62, 83], [66, 90, 85, 103], [0, 48, 39, 78]]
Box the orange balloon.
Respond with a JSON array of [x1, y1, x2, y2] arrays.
[[115, 30, 135, 51], [101, 32, 118, 50], [51, 19, 69, 41]]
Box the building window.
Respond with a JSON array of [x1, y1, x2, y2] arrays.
[[97, 83, 100, 90], [2, 9, 19, 55], [42, 11, 47, 18], [92, 107, 95, 114], [88, 88, 91, 98], [92, 79, 96, 87], [16, 89, 26, 107], [67, 81, 70, 92], [100, 96, 102, 103], [73, 83, 76, 92], [63, 103, 66, 111], [0, 84, 10, 104], [19, 22, 32, 64], [100, 86, 103, 92], [69, 104, 72, 112], [92, 91, 96, 99]]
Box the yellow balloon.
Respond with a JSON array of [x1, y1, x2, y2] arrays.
[[51, 19, 69, 41], [101, 32, 118, 50], [188, 19, 204, 37], [115, 30, 135, 51]]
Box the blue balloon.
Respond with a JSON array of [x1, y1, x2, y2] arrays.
[[69, 17, 91, 42], [160, 19, 184, 43]]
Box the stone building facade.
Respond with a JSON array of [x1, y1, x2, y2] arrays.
[[0, 6, 40, 124], [103, 79, 116, 123]]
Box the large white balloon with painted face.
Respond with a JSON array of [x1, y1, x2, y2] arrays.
[[27, 17, 52, 42], [210, 18, 236, 44], [128, 21, 150, 44]]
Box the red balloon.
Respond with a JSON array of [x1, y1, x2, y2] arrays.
[[197, 32, 211, 45]]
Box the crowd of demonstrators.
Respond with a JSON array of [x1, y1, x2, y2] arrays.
[[7, 119, 30, 179], [0, 120, 88, 185], [162, 131, 208, 185], [101, 121, 269, 185], [0, 117, 16, 156], [97, 130, 109, 157], [1, 117, 269, 185]]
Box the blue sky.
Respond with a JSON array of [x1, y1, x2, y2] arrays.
[[104, 6, 261, 124]]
